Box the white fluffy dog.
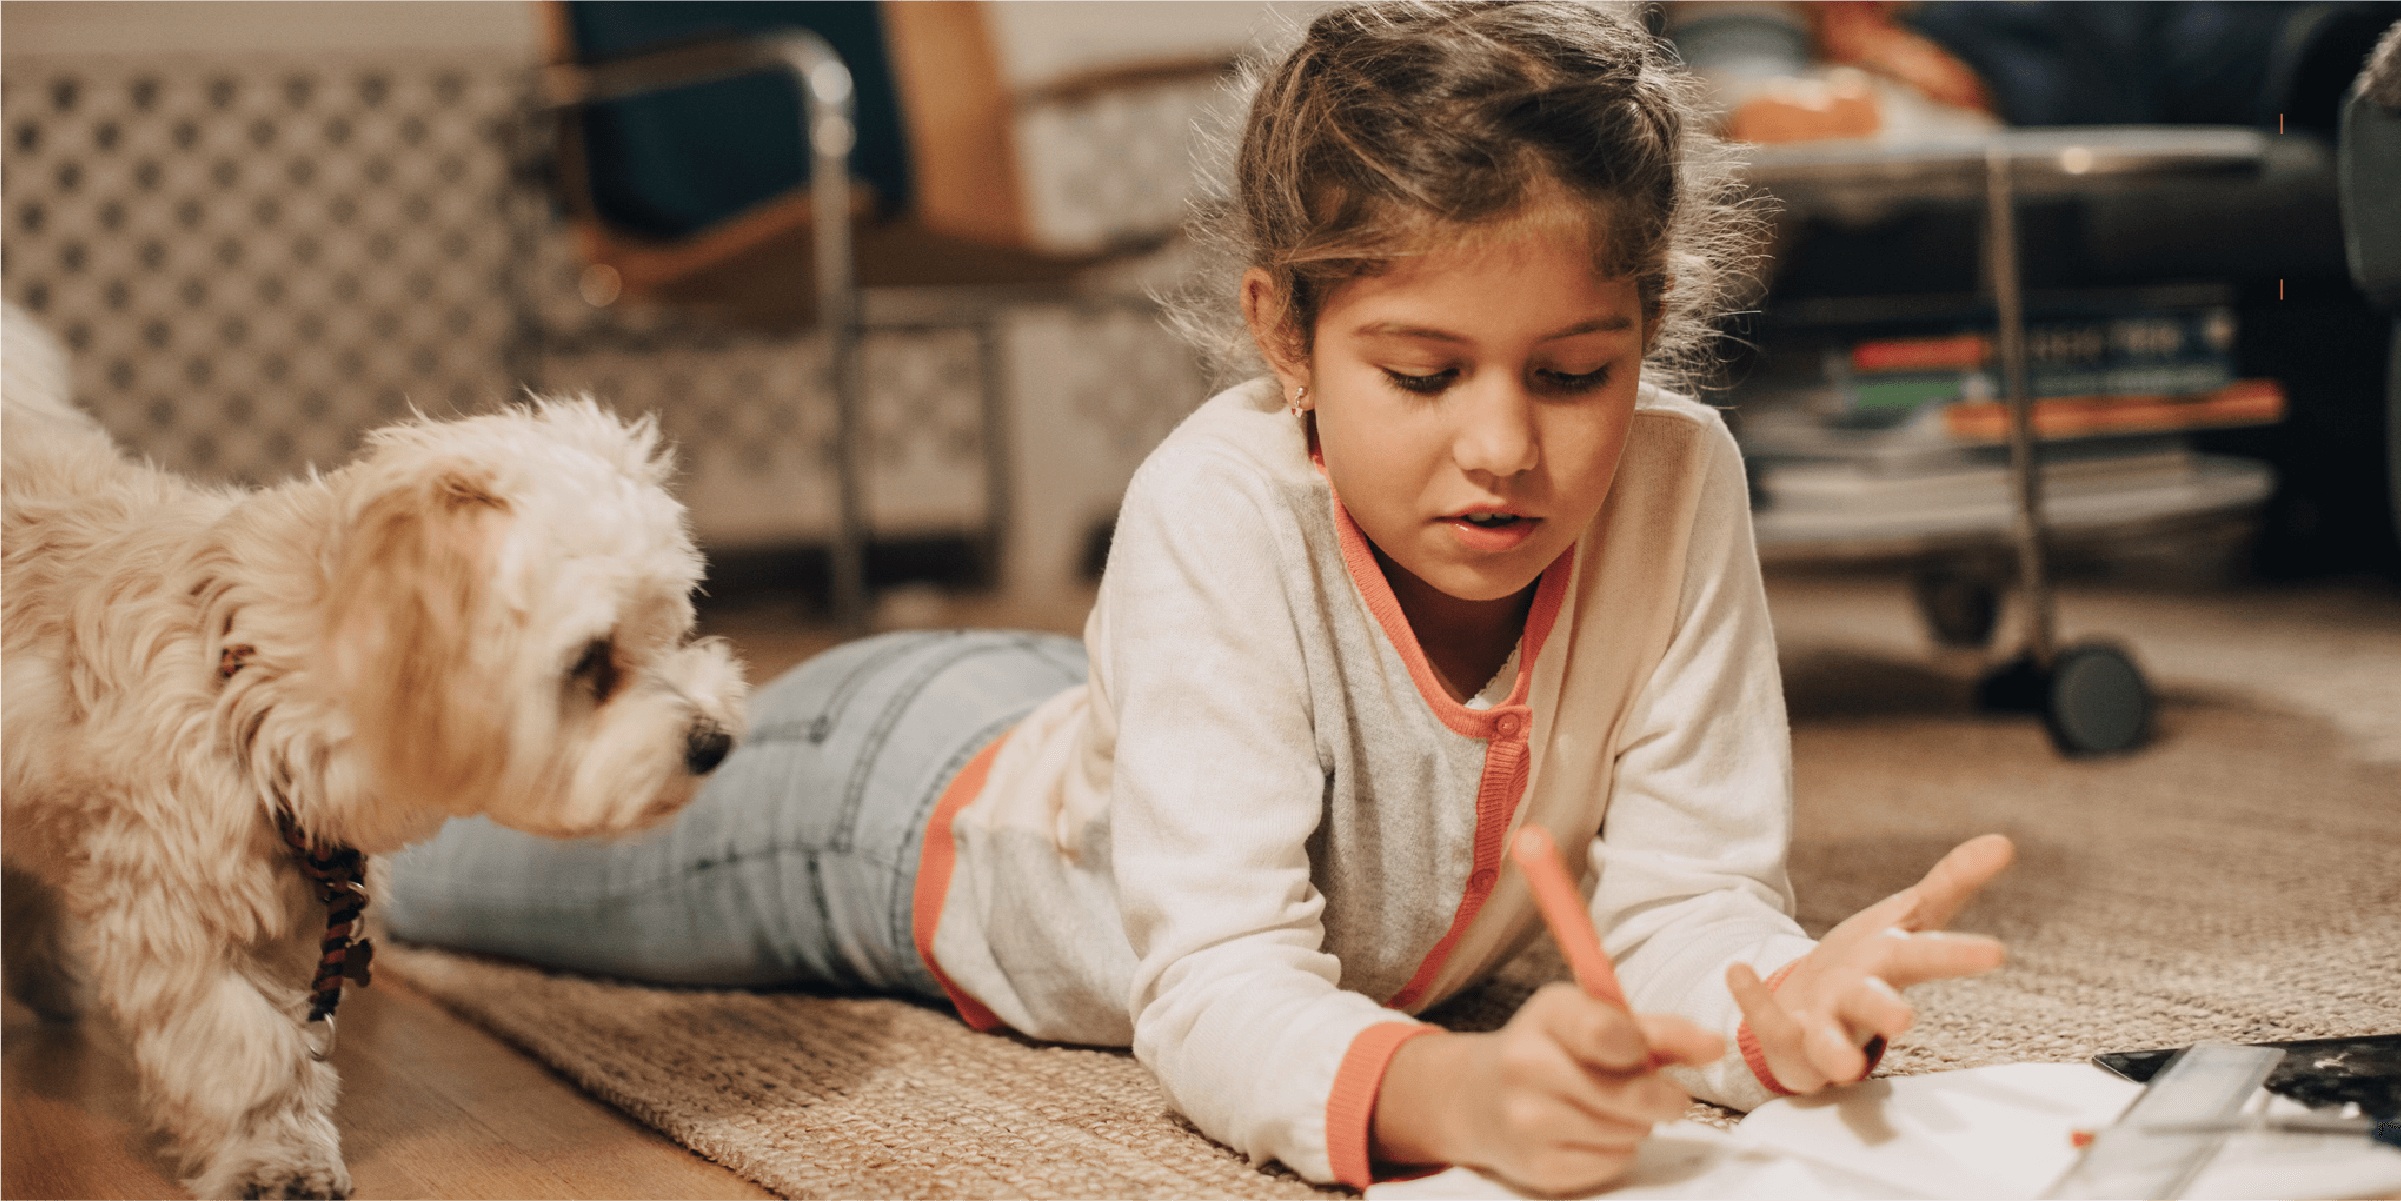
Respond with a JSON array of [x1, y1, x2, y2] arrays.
[[1, 302, 748, 1199]]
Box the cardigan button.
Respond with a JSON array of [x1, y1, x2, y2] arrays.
[[1495, 713, 1522, 736], [1469, 868, 1497, 893]]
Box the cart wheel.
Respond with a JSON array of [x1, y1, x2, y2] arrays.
[[1912, 571, 2001, 648], [1974, 651, 2047, 713], [2042, 642, 2151, 756]]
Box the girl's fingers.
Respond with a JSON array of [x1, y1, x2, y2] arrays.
[[1635, 1013, 1726, 1070], [1528, 983, 1652, 1071], [1900, 834, 2015, 930], [1517, 987, 1698, 1125], [1602, 1071, 1698, 1125], [1821, 834, 2016, 956], [1835, 974, 1914, 1046], [1872, 929, 2006, 988], [1726, 962, 1829, 1093], [1514, 1043, 1691, 1131], [1523, 1048, 1687, 1130], [1727, 837, 2016, 1097], [1803, 1014, 1867, 1084]]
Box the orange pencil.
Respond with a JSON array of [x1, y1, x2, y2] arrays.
[[1513, 827, 1668, 1075], [1509, 826, 1630, 1009]]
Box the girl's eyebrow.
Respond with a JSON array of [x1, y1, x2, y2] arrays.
[[1353, 315, 1637, 343]]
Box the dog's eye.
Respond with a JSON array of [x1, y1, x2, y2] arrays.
[[571, 637, 619, 703]]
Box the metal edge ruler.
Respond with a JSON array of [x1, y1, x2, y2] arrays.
[[2047, 1041, 2286, 1199]]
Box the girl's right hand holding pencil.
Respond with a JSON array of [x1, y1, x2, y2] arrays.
[[1369, 986, 1726, 1194], [1367, 828, 1728, 1193]]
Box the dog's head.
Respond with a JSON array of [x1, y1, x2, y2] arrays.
[[309, 398, 746, 847]]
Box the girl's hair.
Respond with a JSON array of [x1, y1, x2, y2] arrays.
[[1168, 1, 1762, 394]]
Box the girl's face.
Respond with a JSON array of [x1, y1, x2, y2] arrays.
[[1250, 223, 1649, 606]]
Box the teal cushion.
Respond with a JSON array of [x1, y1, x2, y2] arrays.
[[566, 1, 913, 241]]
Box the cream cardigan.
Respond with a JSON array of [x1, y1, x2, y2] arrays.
[[913, 377, 1813, 1187]]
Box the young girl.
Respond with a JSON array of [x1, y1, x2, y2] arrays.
[[387, 3, 2014, 1192]]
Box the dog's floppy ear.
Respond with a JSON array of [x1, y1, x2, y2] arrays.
[[322, 466, 514, 810]]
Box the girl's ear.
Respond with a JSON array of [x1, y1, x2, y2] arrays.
[[1240, 268, 1311, 398]]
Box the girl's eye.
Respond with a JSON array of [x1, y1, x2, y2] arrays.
[[1381, 367, 1458, 395], [1539, 365, 1612, 393]]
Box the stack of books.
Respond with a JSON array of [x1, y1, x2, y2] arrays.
[[1825, 307, 2284, 439], [1739, 302, 2282, 548]]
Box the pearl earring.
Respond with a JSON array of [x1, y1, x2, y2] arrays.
[[1289, 386, 1308, 418]]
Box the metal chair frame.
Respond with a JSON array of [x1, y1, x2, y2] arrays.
[[536, 30, 874, 629]]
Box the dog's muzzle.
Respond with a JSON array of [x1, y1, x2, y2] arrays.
[[685, 724, 735, 775]]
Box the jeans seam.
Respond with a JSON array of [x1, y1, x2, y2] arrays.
[[832, 640, 1022, 852], [807, 631, 962, 745], [801, 847, 834, 965]]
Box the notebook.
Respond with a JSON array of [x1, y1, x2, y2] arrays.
[[1366, 1060, 2401, 1200]]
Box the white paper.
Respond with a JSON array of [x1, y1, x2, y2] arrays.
[[1369, 1121, 1911, 1201], [1734, 1062, 2138, 1199], [1367, 1062, 2401, 1201]]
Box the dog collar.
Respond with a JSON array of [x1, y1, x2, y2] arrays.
[[276, 809, 373, 1061]]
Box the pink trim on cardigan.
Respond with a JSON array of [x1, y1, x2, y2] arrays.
[[912, 732, 1013, 1033], [1325, 498, 1572, 736], [1323, 495, 1576, 1012], [1325, 1021, 1444, 1189]]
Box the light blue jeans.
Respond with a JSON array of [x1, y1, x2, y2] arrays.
[[384, 630, 1087, 995]]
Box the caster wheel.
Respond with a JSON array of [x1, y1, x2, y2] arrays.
[[1973, 651, 2046, 713], [1912, 571, 2001, 648], [2042, 642, 2151, 756], [1975, 644, 2153, 756]]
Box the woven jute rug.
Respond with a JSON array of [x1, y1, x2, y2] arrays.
[[380, 649, 2401, 1199]]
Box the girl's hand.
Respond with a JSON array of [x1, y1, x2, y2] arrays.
[[1728, 833, 2015, 1094], [1374, 984, 1724, 1194]]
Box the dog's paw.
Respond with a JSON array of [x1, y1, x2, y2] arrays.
[[234, 1172, 348, 1201], [185, 1115, 351, 1201], [191, 1158, 352, 1201]]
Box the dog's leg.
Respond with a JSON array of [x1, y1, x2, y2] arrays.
[[1, 864, 85, 1021], [87, 914, 350, 1200]]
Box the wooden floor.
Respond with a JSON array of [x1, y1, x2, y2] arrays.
[[2, 978, 776, 1201]]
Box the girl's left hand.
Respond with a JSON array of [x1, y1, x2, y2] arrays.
[[1727, 833, 2015, 1094]]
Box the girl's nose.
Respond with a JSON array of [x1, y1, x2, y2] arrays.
[[1453, 378, 1540, 480]]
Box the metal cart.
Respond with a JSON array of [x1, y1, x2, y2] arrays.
[[1741, 128, 2278, 755]]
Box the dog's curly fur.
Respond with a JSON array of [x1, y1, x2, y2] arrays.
[[1, 303, 748, 1199]]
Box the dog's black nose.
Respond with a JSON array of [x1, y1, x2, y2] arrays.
[[685, 725, 734, 775]]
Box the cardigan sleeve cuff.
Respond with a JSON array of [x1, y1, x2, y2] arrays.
[[1735, 961, 1886, 1095], [1325, 1021, 1443, 1189]]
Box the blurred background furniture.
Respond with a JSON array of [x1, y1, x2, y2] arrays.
[[2339, 21, 2401, 543], [1739, 130, 2280, 755], [1, 1, 1252, 632], [1669, 0, 2401, 755], [1684, 1, 2401, 580], [519, 0, 1228, 628]]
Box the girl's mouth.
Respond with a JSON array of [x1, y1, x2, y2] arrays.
[[1444, 510, 1539, 551]]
